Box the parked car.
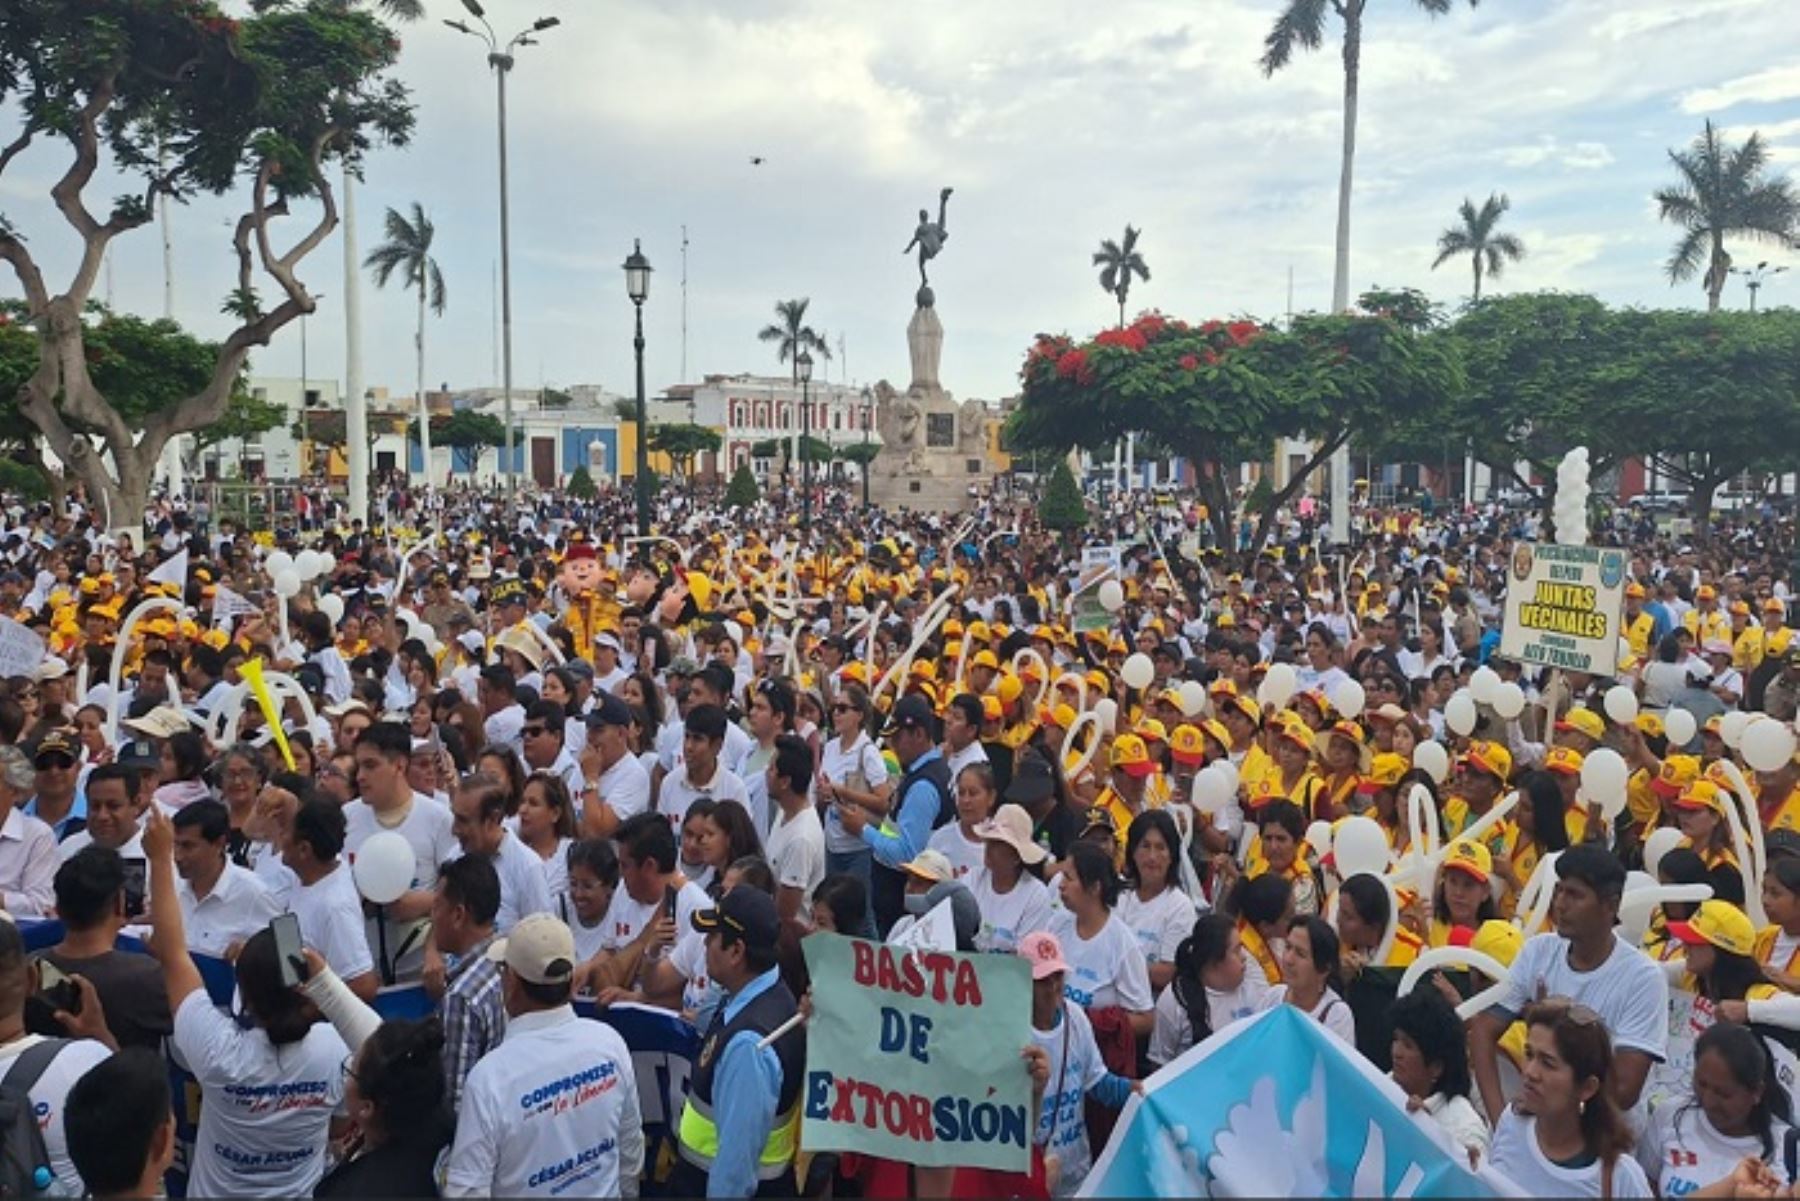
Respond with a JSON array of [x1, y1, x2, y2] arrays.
[[1624, 491, 1690, 513]]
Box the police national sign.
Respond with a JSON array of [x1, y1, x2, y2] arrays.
[[1499, 542, 1628, 676], [801, 933, 1034, 1172]]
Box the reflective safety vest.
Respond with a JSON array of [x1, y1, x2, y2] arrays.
[[676, 975, 806, 1184]]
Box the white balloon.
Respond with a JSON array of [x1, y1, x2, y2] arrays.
[[1580, 747, 1629, 818], [1469, 666, 1501, 706], [1093, 698, 1119, 735], [1742, 717, 1799, 774], [1492, 681, 1526, 720], [1191, 764, 1232, 815], [271, 569, 302, 599], [1332, 817, 1390, 879], [1177, 681, 1207, 717], [1664, 708, 1697, 747], [1257, 662, 1298, 711], [1098, 579, 1125, 613], [265, 550, 294, 577], [1721, 711, 1752, 750], [317, 594, 345, 626], [1413, 740, 1450, 785], [1331, 679, 1366, 721], [1304, 821, 1335, 858], [295, 549, 323, 581], [1602, 685, 1638, 726], [352, 831, 416, 905], [1642, 826, 1687, 880], [318, 551, 337, 576], [1121, 653, 1155, 692], [1211, 759, 1240, 796], [1445, 691, 1478, 737]]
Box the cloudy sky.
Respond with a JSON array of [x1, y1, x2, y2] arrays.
[[5, 0, 1800, 407]]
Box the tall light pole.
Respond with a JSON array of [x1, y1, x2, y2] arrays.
[[624, 240, 653, 536], [447, 4, 560, 503], [797, 349, 813, 526], [1730, 261, 1789, 313], [344, 168, 368, 521], [299, 292, 325, 478]]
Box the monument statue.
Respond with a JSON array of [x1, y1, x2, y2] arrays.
[[901, 186, 953, 307]]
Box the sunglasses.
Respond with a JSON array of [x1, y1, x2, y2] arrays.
[[522, 726, 549, 738]]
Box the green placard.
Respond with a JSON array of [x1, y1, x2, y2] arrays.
[[800, 933, 1034, 1171]]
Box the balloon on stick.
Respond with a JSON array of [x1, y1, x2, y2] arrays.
[[1444, 691, 1478, 737], [1121, 654, 1154, 691], [1469, 666, 1501, 705], [1664, 708, 1697, 747], [1097, 579, 1125, 613], [1492, 681, 1526, 720], [1258, 663, 1297, 710], [1412, 740, 1450, 784], [1602, 685, 1638, 726], [1331, 679, 1366, 721], [1742, 717, 1798, 774]]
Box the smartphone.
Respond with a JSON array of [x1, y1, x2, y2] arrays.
[[35, 959, 79, 1015], [120, 859, 147, 920], [663, 884, 679, 922], [271, 913, 304, 989]]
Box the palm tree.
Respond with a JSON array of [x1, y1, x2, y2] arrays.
[[1093, 226, 1150, 328], [1431, 193, 1526, 302], [365, 202, 447, 486], [1655, 120, 1800, 312], [1262, 0, 1479, 539], [756, 298, 831, 473]]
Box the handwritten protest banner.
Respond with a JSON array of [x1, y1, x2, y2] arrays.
[[0, 617, 46, 680], [1498, 541, 1627, 676], [801, 932, 1033, 1171]]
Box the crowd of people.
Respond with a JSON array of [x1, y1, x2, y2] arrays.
[[0, 476, 1795, 1198]]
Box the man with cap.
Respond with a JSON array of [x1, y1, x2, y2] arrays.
[[444, 912, 643, 1198], [838, 694, 953, 935], [24, 730, 86, 843], [1764, 645, 1800, 724], [672, 887, 805, 1198], [578, 692, 651, 841]]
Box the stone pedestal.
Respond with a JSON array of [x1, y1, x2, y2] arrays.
[[868, 300, 992, 513]]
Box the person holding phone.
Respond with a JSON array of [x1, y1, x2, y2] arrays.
[[142, 806, 351, 1198], [34, 847, 170, 1052]]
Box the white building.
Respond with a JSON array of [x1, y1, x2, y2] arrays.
[[198, 375, 342, 481], [662, 374, 879, 481]]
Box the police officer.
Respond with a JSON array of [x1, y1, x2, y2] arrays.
[[674, 887, 805, 1198]]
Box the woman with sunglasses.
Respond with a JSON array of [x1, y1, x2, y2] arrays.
[[817, 684, 891, 932], [1488, 999, 1651, 1197]]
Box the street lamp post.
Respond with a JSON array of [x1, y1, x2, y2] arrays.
[[797, 349, 814, 526], [1729, 261, 1789, 313], [299, 293, 325, 479], [447, 3, 560, 503], [861, 385, 872, 509], [624, 239, 653, 536]]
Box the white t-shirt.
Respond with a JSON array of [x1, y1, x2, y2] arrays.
[[972, 871, 1054, 953], [926, 823, 986, 885], [598, 879, 711, 962], [174, 991, 349, 1198], [535, 836, 574, 923], [656, 761, 752, 840], [1488, 1106, 1653, 1198], [443, 1006, 642, 1198], [571, 909, 608, 965], [819, 733, 889, 855], [1257, 984, 1357, 1045], [342, 793, 458, 977], [945, 739, 989, 780], [1049, 911, 1154, 1013], [1492, 933, 1669, 1062], [1640, 1098, 1794, 1196], [1033, 999, 1110, 1197], [490, 830, 556, 933], [0, 1035, 111, 1197], [178, 861, 283, 959], [591, 752, 651, 826], [1147, 978, 1266, 1065], [766, 804, 826, 909], [286, 862, 375, 984], [1115, 887, 1197, 971]]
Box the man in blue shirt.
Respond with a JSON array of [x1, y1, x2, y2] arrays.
[[838, 694, 951, 934], [674, 888, 804, 1198]]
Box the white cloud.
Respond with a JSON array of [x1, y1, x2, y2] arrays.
[[1680, 63, 1800, 114], [1498, 138, 1614, 169]]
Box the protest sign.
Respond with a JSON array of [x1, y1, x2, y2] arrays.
[[0, 617, 45, 680], [801, 933, 1033, 1172], [1498, 541, 1627, 676], [1083, 1006, 1510, 1198]]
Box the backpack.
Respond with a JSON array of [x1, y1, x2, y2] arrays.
[[0, 1038, 67, 1200]]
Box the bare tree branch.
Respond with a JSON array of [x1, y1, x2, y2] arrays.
[[0, 236, 50, 316], [0, 127, 35, 181], [48, 80, 117, 244]]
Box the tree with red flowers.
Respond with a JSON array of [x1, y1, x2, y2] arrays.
[[1007, 296, 1460, 552], [0, 0, 416, 529]]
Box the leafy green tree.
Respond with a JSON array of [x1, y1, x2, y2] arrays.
[[1262, 0, 1481, 313], [408, 409, 505, 473], [724, 462, 759, 509], [366, 202, 447, 474], [1038, 460, 1089, 532], [835, 442, 881, 469], [750, 435, 831, 464], [1092, 226, 1149, 328], [1432, 193, 1525, 302], [567, 464, 597, 499], [613, 398, 640, 423], [756, 298, 831, 466], [1656, 121, 1800, 311], [647, 423, 721, 480], [0, 0, 414, 526]]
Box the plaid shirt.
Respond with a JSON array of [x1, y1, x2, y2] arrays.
[[441, 933, 506, 1109]]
